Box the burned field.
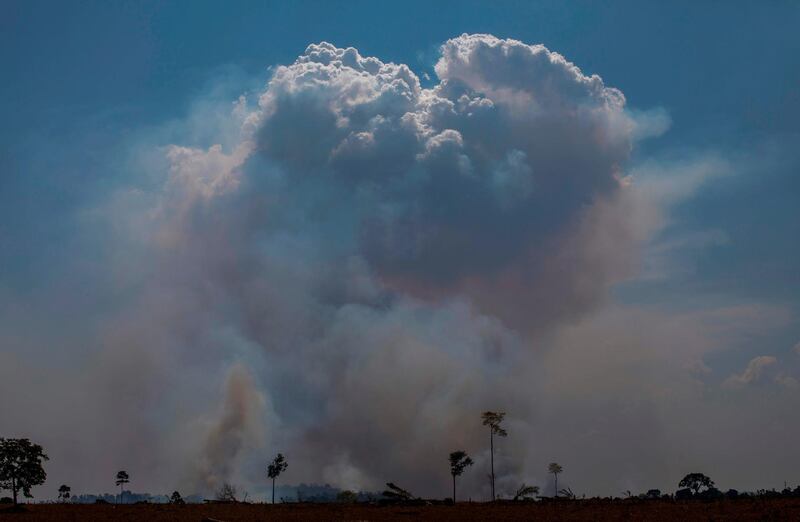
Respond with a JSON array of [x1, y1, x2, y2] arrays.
[[4, 498, 800, 521]]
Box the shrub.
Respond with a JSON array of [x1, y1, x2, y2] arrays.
[[336, 490, 358, 504]]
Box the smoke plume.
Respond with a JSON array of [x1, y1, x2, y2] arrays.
[[2, 34, 798, 500]]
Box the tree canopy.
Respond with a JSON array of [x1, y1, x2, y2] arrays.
[[448, 451, 474, 477], [679, 473, 715, 494], [115, 470, 129, 486], [481, 411, 508, 437], [58, 484, 71, 502], [267, 453, 288, 479], [0, 438, 49, 506]]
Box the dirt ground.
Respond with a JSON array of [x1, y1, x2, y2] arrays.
[[3, 498, 800, 521]]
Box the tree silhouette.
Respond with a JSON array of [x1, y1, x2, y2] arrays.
[[215, 483, 237, 502], [513, 483, 539, 501], [448, 450, 474, 503], [481, 411, 507, 501], [0, 438, 49, 507], [678, 473, 714, 495], [115, 471, 129, 504], [646, 489, 661, 499], [558, 486, 576, 500], [57, 484, 71, 503], [267, 453, 288, 504], [382, 482, 414, 502], [169, 491, 185, 504], [548, 463, 563, 497]]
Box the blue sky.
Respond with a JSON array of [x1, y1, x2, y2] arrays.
[[3, 1, 798, 298], [4, 0, 799, 372], [1, 1, 800, 498]]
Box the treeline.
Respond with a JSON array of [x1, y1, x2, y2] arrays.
[[3, 412, 800, 507]]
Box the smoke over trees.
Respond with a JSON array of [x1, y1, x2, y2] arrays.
[[2, 32, 797, 502]]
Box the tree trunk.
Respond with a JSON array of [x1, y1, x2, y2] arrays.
[[555, 474, 558, 498], [490, 431, 495, 501], [272, 477, 275, 504], [452, 474, 456, 503], [11, 476, 17, 506]]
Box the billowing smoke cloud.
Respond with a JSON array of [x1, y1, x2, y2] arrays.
[[142, 34, 646, 491], [2, 34, 798, 500]]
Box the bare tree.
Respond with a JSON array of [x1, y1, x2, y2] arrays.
[[448, 450, 474, 503], [215, 483, 237, 502], [548, 463, 563, 498], [481, 411, 507, 501], [115, 471, 129, 504], [267, 453, 288, 504]]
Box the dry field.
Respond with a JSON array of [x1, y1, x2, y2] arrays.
[[3, 499, 800, 521]]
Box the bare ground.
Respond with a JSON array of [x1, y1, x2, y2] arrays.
[[3, 498, 800, 521]]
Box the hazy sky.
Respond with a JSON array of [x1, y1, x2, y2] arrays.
[[1, 1, 799, 501]]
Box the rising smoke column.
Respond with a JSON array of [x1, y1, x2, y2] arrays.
[[143, 34, 652, 496], [12, 34, 789, 501]]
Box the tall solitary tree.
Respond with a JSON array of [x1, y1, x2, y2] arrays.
[[481, 411, 507, 501], [448, 450, 474, 503], [548, 463, 563, 497], [115, 471, 129, 504], [0, 438, 49, 507], [267, 453, 288, 504], [58, 484, 71, 503]]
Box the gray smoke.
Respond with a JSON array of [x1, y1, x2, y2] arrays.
[[1, 34, 798, 501]]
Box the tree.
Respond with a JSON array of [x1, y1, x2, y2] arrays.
[[548, 463, 563, 497], [645, 488, 661, 499], [513, 483, 539, 501], [448, 450, 474, 503], [558, 486, 576, 500], [0, 438, 49, 506], [382, 482, 414, 502], [481, 411, 507, 501], [678, 473, 714, 495], [169, 491, 185, 505], [58, 484, 71, 503], [115, 471, 129, 504], [215, 483, 237, 502], [267, 453, 288, 504]]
